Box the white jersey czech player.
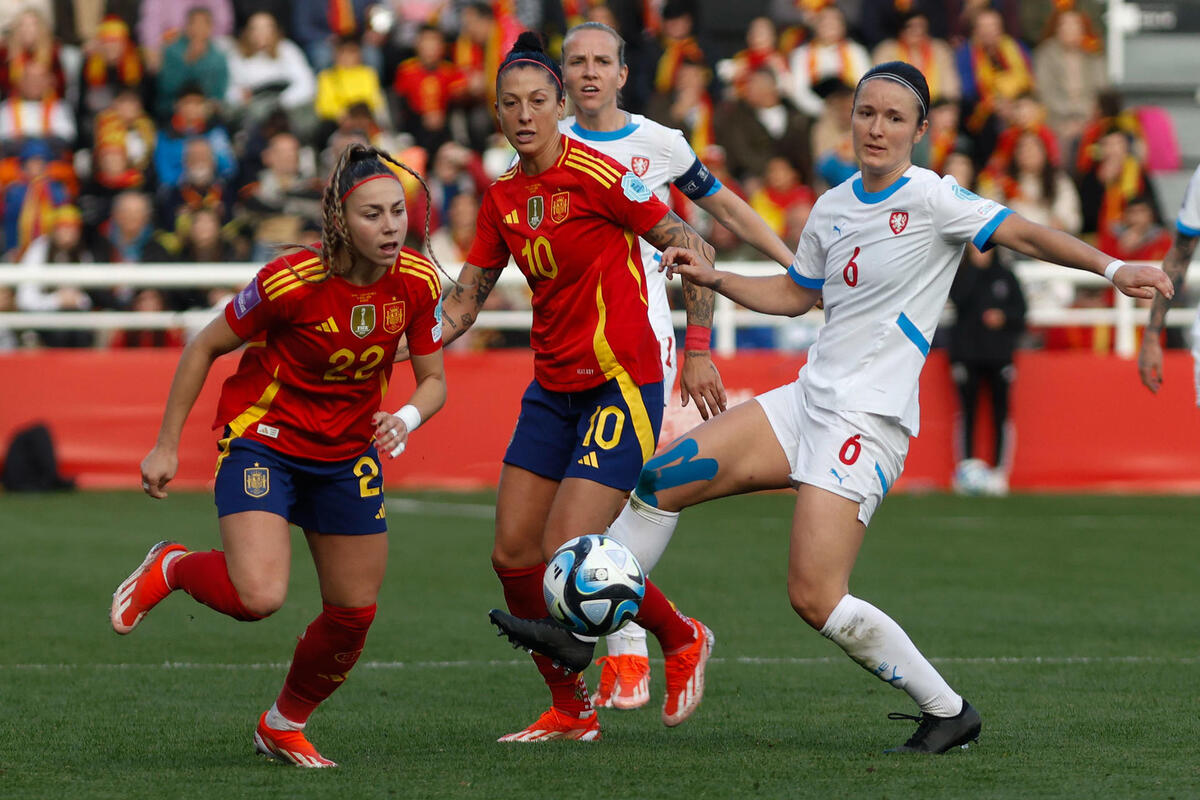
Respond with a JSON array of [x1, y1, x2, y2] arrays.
[[1174, 167, 1200, 399], [562, 113, 721, 400]]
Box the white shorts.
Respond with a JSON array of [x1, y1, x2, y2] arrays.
[[755, 376, 910, 526], [659, 332, 678, 408]]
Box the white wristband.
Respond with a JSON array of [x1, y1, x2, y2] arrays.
[[1103, 260, 1125, 283], [395, 404, 422, 433]]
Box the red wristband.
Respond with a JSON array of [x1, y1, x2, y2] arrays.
[[684, 324, 711, 351]]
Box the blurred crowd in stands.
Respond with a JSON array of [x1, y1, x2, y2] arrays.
[[0, 0, 1184, 350]]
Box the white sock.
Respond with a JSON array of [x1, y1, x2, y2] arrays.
[[265, 702, 305, 731], [606, 494, 679, 573], [606, 621, 649, 658], [160, 549, 186, 589], [819, 594, 964, 718]]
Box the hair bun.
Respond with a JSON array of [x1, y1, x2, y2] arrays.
[[513, 31, 545, 53]]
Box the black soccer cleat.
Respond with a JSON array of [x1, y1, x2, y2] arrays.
[[884, 700, 982, 754], [488, 609, 596, 673]]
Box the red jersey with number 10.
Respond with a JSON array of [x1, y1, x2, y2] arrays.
[[467, 135, 670, 392], [215, 246, 442, 462]]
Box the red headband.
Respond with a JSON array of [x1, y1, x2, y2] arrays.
[[341, 173, 400, 201], [503, 58, 563, 91]]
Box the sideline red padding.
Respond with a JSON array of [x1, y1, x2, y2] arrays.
[[2, 349, 1200, 492]]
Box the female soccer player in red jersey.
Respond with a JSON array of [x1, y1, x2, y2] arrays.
[[109, 143, 446, 768], [437, 32, 720, 742]]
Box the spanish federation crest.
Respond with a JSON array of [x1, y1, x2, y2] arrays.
[[244, 465, 269, 498], [551, 191, 569, 224], [351, 303, 376, 338], [889, 211, 909, 235], [528, 195, 545, 229], [630, 156, 650, 177], [383, 300, 405, 334]]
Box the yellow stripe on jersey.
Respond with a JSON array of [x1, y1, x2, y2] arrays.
[[266, 265, 328, 300], [398, 267, 440, 301], [262, 257, 322, 292], [569, 150, 622, 182], [214, 370, 283, 475], [497, 164, 519, 181], [623, 230, 648, 306], [564, 155, 615, 188], [591, 277, 655, 462]]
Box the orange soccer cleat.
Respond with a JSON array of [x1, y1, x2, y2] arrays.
[[592, 654, 650, 710], [254, 712, 338, 768], [110, 541, 188, 634], [496, 707, 601, 742], [661, 618, 715, 727]]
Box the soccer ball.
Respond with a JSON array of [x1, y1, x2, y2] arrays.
[[953, 458, 993, 496], [543, 535, 645, 636]]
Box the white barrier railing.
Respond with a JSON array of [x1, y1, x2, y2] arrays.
[[1, 260, 1195, 357]]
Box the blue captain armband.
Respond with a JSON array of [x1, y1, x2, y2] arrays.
[[788, 263, 824, 289], [673, 157, 720, 199]]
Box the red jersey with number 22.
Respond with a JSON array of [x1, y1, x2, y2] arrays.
[[216, 246, 442, 461], [467, 135, 669, 392]]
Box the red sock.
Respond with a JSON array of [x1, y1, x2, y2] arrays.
[[496, 564, 593, 717], [634, 579, 695, 652], [169, 550, 263, 621], [275, 602, 376, 724]]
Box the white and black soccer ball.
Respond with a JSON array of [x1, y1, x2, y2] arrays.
[[543, 534, 645, 637]]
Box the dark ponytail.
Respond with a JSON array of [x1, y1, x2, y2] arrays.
[[496, 31, 564, 101]]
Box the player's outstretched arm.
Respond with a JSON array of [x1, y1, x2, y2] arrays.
[[695, 186, 795, 269], [374, 348, 447, 458], [142, 314, 245, 498], [663, 249, 821, 317], [644, 210, 726, 419], [989, 213, 1175, 300], [438, 262, 500, 348], [1138, 230, 1197, 393]]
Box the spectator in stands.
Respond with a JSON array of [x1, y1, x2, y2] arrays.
[[15, 204, 94, 347], [0, 8, 65, 98], [235, 130, 322, 261], [646, 54, 715, 157], [392, 23, 465, 156], [982, 94, 1061, 180], [154, 86, 236, 190], [314, 35, 388, 142], [97, 189, 154, 265], [225, 12, 317, 136], [2, 139, 68, 258], [141, 205, 236, 311], [786, 4, 870, 117], [653, 1, 706, 96], [427, 141, 488, 235], [943, 149, 976, 190], [1078, 128, 1161, 254], [454, 2, 519, 149], [138, 0, 233, 75], [948, 244, 1026, 496], [980, 129, 1081, 234], [92, 87, 155, 174], [154, 7, 230, 121], [872, 11, 959, 103], [956, 8, 1032, 168], [857, 0, 952, 50], [78, 141, 147, 242], [714, 66, 811, 186], [0, 286, 17, 350], [108, 288, 186, 348], [914, 98, 962, 174], [427, 189, 479, 268], [157, 137, 230, 231], [1034, 7, 1108, 156], [0, 59, 76, 154], [809, 77, 856, 191], [1075, 89, 1144, 177], [77, 15, 144, 132], [291, 0, 382, 74], [720, 16, 788, 100], [748, 155, 815, 239], [1111, 195, 1173, 262]]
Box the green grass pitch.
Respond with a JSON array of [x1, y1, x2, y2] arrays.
[[1, 490, 1198, 799]]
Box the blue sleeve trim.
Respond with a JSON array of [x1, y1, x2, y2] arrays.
[[703, 177, 722, 198], [673, 157, 718, 200], [972, 207, 1013, 252], [788, 264, 824, 289], [874, 462, 890, 497], [896, 312, 930, 356], [1176, 219, 1200, 238]]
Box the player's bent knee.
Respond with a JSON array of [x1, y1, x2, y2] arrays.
[[491, 542, 544, 572], [233, 583, 287, 618], [787, 580, 840, 630]]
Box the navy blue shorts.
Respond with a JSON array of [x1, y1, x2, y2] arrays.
[[504, 376, 663, 491], [214, 437, 387, 535]]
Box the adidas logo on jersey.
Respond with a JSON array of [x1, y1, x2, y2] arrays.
[[577, 452, 599, 468], [503, 209, 519, 225], [314, 317, 340, 333]]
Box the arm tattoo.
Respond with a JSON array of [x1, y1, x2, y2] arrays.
[[645, 210, 716, 329], [1145, 232, 1197, 334], [440, 265, 500, 345]]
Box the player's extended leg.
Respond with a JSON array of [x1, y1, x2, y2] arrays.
[[255, 530, 387, 768], [110, 510, 290, 634], [492, 464, 600, 742], [788, 485, 981, 754]]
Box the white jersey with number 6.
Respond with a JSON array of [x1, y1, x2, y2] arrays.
[[561, 114, 721, 400], [789, 166, 1012, 435]]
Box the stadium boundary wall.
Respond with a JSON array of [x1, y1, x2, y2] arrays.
[[3, 350, 1200, 493]]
